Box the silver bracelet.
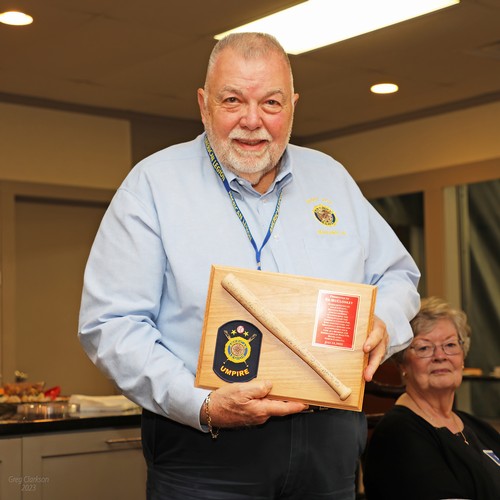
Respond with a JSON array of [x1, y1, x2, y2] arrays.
[[204, 392, 219, 439]]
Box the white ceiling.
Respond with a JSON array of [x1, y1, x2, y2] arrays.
[[1, 0, 500, 143]]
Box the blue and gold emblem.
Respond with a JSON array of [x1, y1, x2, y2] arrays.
[[213, 320, 262, 383], [313, 204, 337, 226]]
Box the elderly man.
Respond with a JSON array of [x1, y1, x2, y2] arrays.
[[79, 32, 420, 499]]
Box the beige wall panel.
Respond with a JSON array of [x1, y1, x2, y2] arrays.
[[309, 102, 500, 182], [0, 103, 131, 189], [14, 198, 116, 395]]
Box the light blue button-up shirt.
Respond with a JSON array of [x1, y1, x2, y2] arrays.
[[79, 134, 420, 430]]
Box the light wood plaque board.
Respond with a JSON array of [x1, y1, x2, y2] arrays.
[[196, 266, 376, 411]]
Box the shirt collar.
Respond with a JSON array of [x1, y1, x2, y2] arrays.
[[224, 148, 293, 196]]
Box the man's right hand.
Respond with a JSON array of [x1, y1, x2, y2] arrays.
[[200, 380, 308, 428]]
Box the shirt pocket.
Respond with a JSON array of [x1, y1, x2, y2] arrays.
[[301, 234, 366, 283]]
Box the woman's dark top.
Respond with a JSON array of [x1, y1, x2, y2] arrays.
[[363, 405, 500, 500]]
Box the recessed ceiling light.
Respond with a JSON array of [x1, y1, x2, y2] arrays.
[[371, 83, 399, 94], [215, 0, 460, 55], [0, 11, 33, 26]]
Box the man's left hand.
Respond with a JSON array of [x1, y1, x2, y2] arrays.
[[362, 315, 389, 382]]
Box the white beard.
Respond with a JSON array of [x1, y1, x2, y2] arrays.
[[205, 126, 290, 184]]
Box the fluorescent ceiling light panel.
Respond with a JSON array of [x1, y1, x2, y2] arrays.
[[215, 0, 460, 54]]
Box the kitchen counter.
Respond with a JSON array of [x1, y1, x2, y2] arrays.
[[0, 407, 142, 436]]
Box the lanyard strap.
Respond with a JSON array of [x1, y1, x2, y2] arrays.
[[204, 135, 283, 270]]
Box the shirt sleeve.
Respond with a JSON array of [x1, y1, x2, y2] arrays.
[[78, 186, 208, 431], [341, 172, 420, 358], [365, 202, 420, 358]]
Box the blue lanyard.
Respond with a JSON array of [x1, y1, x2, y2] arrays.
[[204, 135, 283, 270]]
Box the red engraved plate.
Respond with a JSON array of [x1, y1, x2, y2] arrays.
[[312, 291, 360, 349]]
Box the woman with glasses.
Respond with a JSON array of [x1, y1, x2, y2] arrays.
[[363, 297, 500, 499]]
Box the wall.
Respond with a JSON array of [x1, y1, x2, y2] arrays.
[[0, 102, 205, 189], [130, 114, 203, 166], [2, 99, 499, 188], [0, 102, 204, 392], [0, 102, 132, 189], [308, 101, 500, 182]]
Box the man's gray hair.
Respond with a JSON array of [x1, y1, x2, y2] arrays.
[[204, 32, 294, 90]]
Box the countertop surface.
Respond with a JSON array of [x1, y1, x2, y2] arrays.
[[0, 407, 142, 436]]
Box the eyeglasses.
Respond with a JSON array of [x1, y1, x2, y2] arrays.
[[409, 339, 464, 358]]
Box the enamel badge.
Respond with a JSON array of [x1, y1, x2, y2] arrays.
[[213, 320, 262, 383], [313, 204, 337, 226]]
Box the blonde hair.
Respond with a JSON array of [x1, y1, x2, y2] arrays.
[[393, 296, 471, 365]]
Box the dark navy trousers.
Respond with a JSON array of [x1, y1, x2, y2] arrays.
[[142, 408, 367, 499]]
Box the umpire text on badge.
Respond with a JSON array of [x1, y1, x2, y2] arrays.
[[213, 320, 262, 383]]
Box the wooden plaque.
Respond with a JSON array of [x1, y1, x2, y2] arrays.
[[195, 266, 377, 411]]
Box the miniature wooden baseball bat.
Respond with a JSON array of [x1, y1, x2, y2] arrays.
[[221, 273, 352, 401]]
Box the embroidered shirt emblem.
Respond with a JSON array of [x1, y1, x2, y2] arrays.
[[313, 204, 337, 226]]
